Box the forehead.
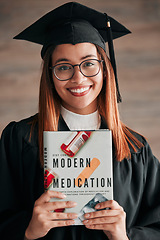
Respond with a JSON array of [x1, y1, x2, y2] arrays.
[[51, 43, 99, 62]]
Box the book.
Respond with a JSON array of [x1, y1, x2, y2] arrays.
[[43, 130, 113, 225]]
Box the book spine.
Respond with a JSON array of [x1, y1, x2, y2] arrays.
[[44, 147, 48, 190]]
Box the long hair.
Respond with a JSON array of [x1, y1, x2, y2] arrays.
[[36, 44, 143, 166], [96, 46, 143, 161]]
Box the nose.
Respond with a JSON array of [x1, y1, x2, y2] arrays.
[[70, 66, 87, 84]]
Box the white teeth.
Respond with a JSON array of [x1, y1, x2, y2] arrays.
[[70, 87, 90, 93]]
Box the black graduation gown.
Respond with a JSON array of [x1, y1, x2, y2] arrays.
[[0, 114, 160, 240]]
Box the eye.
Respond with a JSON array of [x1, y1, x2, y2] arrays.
[[83, 61, 95, 68], [56, 64, 72, 72]]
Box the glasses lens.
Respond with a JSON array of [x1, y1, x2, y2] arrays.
[[54, 64, 73, 80], [81, 59, 100, 77]]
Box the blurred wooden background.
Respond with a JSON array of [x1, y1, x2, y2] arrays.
[[0, 0, 160, 158]]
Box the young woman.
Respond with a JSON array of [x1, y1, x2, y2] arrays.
[[0, 2, 160, 240]]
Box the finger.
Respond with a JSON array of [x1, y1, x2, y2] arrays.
[[35, 191, 66, 205], [95, 200, 122, 210], [41, 219, 75, 232], [84, 209, 121, 219], [47, 211, 78, 220], [48, 219, 75, 229], [44, 200, 77, 211], [53, 219, 75, 227], [83, 215, 118, 225], [85, 223, 113, 231]]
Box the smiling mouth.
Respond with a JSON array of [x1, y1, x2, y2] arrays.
[[67, 86, 91, 96]]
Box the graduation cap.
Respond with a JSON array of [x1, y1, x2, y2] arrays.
[[14, 2, 131, 103]]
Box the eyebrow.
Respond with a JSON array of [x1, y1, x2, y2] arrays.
[[54, 54, 97, 64]]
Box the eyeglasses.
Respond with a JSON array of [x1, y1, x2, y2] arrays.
[[50, 59, 103, 81]]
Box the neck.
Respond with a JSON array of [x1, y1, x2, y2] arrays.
[[61, 100, 98, 115]]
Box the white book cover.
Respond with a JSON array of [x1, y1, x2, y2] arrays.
[[43, 130, 113, 225]]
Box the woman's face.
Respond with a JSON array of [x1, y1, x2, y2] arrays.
[[51, 43, 103, 115]]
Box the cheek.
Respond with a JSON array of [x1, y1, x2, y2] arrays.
[[96, 74, 103, 93], [53, 79, 66, 96]]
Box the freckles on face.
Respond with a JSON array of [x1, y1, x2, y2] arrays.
[[51, 43, 103, 114]]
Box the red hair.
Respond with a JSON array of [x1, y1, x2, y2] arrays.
[[35, 45, 143, 166]]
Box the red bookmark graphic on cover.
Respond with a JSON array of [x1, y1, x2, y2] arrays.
[[44, 130, 113, 225]]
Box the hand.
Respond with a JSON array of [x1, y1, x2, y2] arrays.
[[25, 191, 77, 239], [83, 200, 129, 240]]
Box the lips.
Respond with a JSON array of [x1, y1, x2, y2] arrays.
[[67, 86, 92, 96]]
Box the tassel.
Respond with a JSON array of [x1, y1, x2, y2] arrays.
[[104, 13, 122, 103]]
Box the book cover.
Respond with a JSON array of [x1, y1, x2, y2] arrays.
[[43, 130, 113, 225]]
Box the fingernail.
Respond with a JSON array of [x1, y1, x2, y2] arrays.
[[85, 225, 91, 228], [95, 204, 100, 209], [85, 213, 90, 218], [61, 193, 66, 198], [83, 220, 89, 224], [70, 201, 77, 206]]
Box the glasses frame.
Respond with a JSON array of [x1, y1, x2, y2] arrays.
[[50, 59, 104, 81]]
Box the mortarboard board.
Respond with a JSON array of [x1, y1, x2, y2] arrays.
[[13, 2, 131, 102]]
